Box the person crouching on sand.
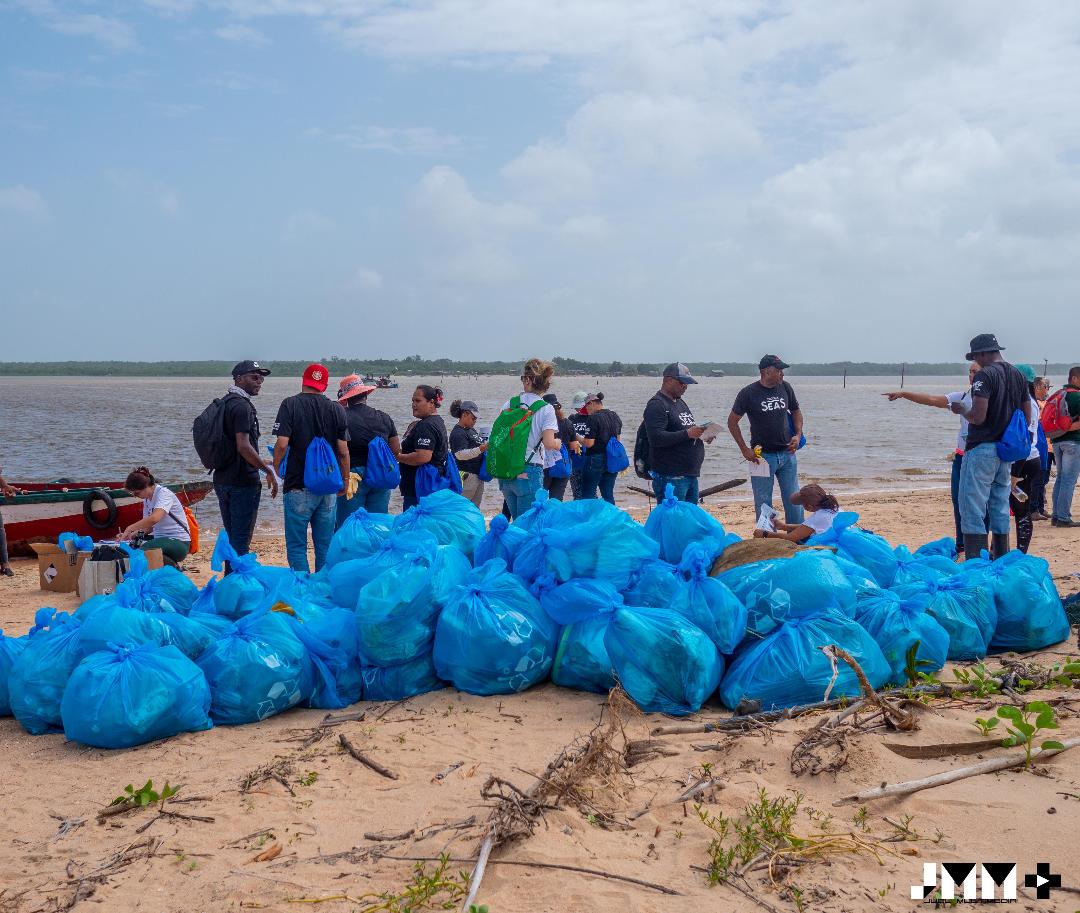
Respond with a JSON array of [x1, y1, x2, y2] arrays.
[[753, 484, 839, 544], [119, 467, 192, 565]]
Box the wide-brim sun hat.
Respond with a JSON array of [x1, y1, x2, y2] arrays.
[[336, 373, 377, 402]]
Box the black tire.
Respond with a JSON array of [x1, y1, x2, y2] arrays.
[[83, 488, 118, 530]]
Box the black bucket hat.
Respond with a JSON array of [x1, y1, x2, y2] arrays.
[[965, 333, 1005, 361]]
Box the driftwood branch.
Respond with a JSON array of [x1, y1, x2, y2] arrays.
[[835, 736, 1080, 806], [338, 734, 398, 780]]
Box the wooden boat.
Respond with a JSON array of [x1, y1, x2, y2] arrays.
[[0, 480, 213, 557]]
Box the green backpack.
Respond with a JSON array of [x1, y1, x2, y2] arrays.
[[485, 395, 547, 479]]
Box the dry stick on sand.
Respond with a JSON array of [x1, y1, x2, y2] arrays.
[[338, 733, 399, 780], [835, 736, 1080, 806]]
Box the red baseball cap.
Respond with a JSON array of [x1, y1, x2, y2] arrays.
[[302, 363, 330, 392]]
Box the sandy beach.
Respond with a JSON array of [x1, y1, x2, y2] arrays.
[[1, 488, 1078, 913]]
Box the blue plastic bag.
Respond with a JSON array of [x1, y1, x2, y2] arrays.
[[283, 600, 360, 709], [327, 531, 440, 610], [915, 537, 957, 560], [677, 542, 748, 654], [605, 603, 722, 715], [61, 643, 212, 749], [622, 559, 691, 611], [196, 609, 313, 724], [996, 408, 1031, 462], [547, 443, 572, 480], [304, 435, 344, 495], [114, 563, 200, 616], [719, 610, 890, 711], [361, 653, 444, 701], [474, 514, 529, 567], [58, 532, 94, 552], [364, 436, 401, 490], [434, 559, 559, 696], [644, 484, 731, 564], [209, 530, 270, 618], [605, 437, 630, 473], [356, 554, 442, 666], [541, 579, 617, 694], [894, 576, 997, 660], [806, 512, 898, 587], [0, 629, 28, 716], [325, 507, 394, 568], [393, 490, 484, 556], [855, 590, 949, 684], [79, 604, 199, 658], [892, 545, 953, 587], [8, 610, 86, 734], [985, 552, 1069, 653]]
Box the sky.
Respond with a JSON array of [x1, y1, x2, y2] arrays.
[[2, 1, 1079, 364]]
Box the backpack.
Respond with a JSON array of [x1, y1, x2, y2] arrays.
[[605, 437, 630, 473], [633, 420, 651, 479], [1040, 388, 1076, 440], [415, 451, 464, 498], [485, 396, 548, 480], [478, 453, 493, 483], [304, 437, 343, 495], [364, 437, 401, 490], [996, 408, 1032, 462], [192, 393, 242, 471], [547, 444, 572, 480], [167, 505, 200, 555]]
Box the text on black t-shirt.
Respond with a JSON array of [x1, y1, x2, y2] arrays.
[[731, 380, 800, 451], [399, 414, 449, 498], [966, 362, 1032, 449]]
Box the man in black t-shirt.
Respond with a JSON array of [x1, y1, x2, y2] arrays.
[[272, 363, 350, 572], [727, 355, 805, 523], [951, 333, 1033, 559], [642, 363, 705, 502], [568, 391, 592, 499], [213, 360, 279, 568]]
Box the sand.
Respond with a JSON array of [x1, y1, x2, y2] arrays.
[[1, 488, 1078, 913]]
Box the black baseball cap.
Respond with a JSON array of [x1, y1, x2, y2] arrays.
[[232, 359, 271, 378], [662, 362, 697, 384], [965, 333, 1005, 361], [542, 393, 561, 408], [759, 355, 790, 370]]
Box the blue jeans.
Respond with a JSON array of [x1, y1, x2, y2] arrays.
[[651, 474, 699, 503], [283, 488, 337, 573], [750, 450, 804, 524], [498, 463, 544, 519], [958, 442, 1011, 534], [579, 454, 616, 504], [215, 483, 261, 571], [1052, 441, 1080, 522], [336, 473, 392, 529]]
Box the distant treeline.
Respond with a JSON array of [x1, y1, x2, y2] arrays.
[[0, 357, 1072, 378]]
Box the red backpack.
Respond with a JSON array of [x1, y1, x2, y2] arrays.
[[1040, 387, 1076, 440]]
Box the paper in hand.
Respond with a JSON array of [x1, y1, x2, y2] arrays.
[[756, 503, 778, 532]]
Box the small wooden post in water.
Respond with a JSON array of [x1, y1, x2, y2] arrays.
[[843, 368, 847, 389], [1044, 358, 1049, 376], [900, 362, 906, 389]]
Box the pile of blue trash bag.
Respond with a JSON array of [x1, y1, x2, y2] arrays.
[[5, 498, 1072, 749]]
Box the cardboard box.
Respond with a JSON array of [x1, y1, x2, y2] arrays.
[[28, 543, 163, 595]]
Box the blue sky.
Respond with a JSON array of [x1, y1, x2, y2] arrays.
[[2, 1, 1079, 363]]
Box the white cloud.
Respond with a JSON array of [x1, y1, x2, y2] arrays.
[[348, 267, 384, 291], [315, 124, 463, 156], [200, 70, 279, 92], [561, 214, 608, 240], [158, 188, 181, 217], [16, 0, 137, 50], [281, 209, 334, 241], [214, 23, 270, 46], [0, 184, 48, 220]]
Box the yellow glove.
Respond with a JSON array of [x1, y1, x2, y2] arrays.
[[346, 471, 361, 500]]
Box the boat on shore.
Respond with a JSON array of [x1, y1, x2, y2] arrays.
[[1, 480, 213, 557]]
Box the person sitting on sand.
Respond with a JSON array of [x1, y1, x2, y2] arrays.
[[752, 484, 838, 543], [119, 467, 192, 565]]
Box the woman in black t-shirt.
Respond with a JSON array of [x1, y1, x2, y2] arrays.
[[580, 392, 622, 504], [397, 385, 449, 510], [449, 399, 487, 508], [335, 374, 400, 524], [541, 393, 578, 502]]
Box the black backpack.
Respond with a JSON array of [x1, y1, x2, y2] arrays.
[[633, 420, 651, 480], [192, 393, 240, 471]]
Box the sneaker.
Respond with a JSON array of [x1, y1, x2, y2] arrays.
[[1010, 484, 1027, 503], [1031, 511, 1050, 521], [1051, 518, 1080, 528]]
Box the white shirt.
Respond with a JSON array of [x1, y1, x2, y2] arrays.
[[802, 508, 838, 535], [143, 485, 191, 541], [501, 393, 558, 466], [945, 390, 973, 453]]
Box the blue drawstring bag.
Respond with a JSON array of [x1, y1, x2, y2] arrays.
[[434, 559, 559, 696], [677, 542, 748, 654], [605, 437, 630, 473], [915, 537, 957, 560], [304, 436, 344, 495], [806, 512, 898, 587], [605, 603, 722, 715], [547, 443, 572, 480], [361, 653, 444, 701], [196, 608, 313, 725], [996, 408, 1031, 462], [984, 552, 1069, 653], [1036, 423, 1049, 470], [393, 489, 484, 556], [61, 643, 212, 749], [8, 610, 86, 734], [364, 436, 401, 490], [267, 442, 288, 478], [416, 452, 465, 498], [644, 484, 732, 564], [719, 610, 890, 711], [209, 530, 271, 618], [855, 590, 949, 684], [893, 576, 997, 660], [327, 531, 440, 610], [478, 453, 493, 482], [787, 413, 806, 450], [325, 507, 394, 568], [1, 629, 29, 716]]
